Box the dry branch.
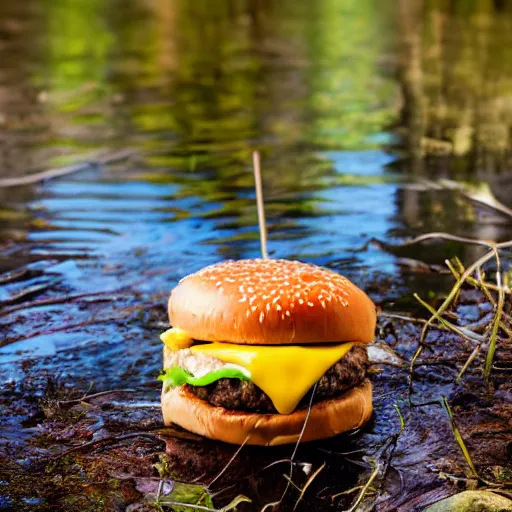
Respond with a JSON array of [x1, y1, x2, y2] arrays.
[[252, 151, 268, 259], [0, 149, 134, 188]]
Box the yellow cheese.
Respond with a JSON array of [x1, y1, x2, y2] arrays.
[[160, 328, 194, 350], [191, 342, 354, 414]]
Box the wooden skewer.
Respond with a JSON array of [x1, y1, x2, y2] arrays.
[[252, 151, 268, 259]]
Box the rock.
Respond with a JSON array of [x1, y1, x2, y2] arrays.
[[367, 341, 403, 366], [425, 491, 512, 512]]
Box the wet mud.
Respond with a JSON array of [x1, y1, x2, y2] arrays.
[[1, 0, 512, 510], [1, 284, 510, 511]]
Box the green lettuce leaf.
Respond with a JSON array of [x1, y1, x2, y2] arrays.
[[158, 366, 250, 389]]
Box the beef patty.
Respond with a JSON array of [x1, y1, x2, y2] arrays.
[[186, 345, 369, 413]]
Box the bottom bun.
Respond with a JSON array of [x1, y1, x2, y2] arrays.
[[161, 380, 372, 446]]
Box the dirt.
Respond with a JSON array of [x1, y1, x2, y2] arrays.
[[1, 286, 510, 512]]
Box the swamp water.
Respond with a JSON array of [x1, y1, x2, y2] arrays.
[[0, 1, 511, 510]]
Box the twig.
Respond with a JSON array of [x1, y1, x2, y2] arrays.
[[408, 244, 509, 399], [456, 250, 508, 381], [475, 269, 512, 329], [380, 404, 406, 482], [484, 247, 505, 381], [441, 396, 479, 479], [445, 259, 461, 281], [440, 396, 507, 488], [336, 406, 405, 510], [157, 502, 214, 512], [455, 183, 512, 219], [329, 485, 365, 501], [331, 403, 406, 509], [50, 432, 164, 460], [457, 341, 487, 382], [445, 259, 462, 304], [293, 462, 326, 510], [252, 151, 268, 259], [0, 289, 127, 318], [342, 460, 380, 512], [209, 436, 250, 488], [475, 266, 511, 297], [413, 294, 484, 342], [258, 459, 293, 472], [260, 383, 318, 511], [283, 383, 318, 497], [0, 149, 134, 188], [385, 232, 495, 249], [456, 266, 497, 381], [378, 312, 427, 324], [58, 389, 138, 406], [156, 480, 164, 502]]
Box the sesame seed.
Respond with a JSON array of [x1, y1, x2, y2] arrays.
[[276, 304, 282, 311], [307, 301, 314, 307], [238, 297, 247, 303], [285, 310, 291, 316], [266, 303, 271, 311], [259, 312, 265, 323], [298, 299, 304, 305], [251, 305, 258, 311]]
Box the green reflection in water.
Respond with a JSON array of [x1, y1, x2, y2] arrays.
[[305, 0, 397, 148], [42, 0, 112, 96], [400, 0, 512, 163], [3, 0, 511, 244], [12, 0, 512, 170], [37, 0, 399, 162]]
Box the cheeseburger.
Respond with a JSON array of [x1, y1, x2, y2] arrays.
[[159, 259, 376, 446]]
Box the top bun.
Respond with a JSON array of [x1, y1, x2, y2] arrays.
[[169, 259, 376, 345]]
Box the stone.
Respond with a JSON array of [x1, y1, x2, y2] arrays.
[[425, 491, 512, 512]]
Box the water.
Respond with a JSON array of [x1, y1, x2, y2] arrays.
[[1, 0, 511, 510]]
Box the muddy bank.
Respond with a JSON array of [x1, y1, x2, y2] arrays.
[[1, 0, 512, 509], [1, 284, 510, 511]]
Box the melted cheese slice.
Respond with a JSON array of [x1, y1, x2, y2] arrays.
[[191, 342, 354, 414], [160, 328, 194, 349]]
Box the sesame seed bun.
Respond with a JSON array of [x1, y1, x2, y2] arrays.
[[168, 259, 376, 345], [161, 380, 373, 446]]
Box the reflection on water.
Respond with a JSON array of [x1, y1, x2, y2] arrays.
[[1, 0, 511, 374], [1, 0, 511, 367], [0, 0, 511, 505]]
